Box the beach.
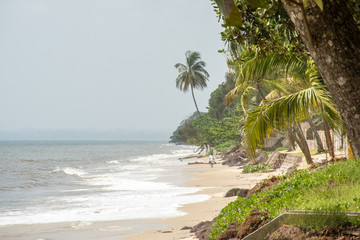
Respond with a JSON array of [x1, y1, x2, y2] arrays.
[[124, 157, 279, 240], [0, 151, 280, 240]]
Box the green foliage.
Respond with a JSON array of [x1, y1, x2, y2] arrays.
[[209, 160, 360, 239], [169, 110, 243, 148], [244, 72, 340, 158], [275, 146, 288, 151], [191, 112, 243, 147], [214, 0, 243, 27], [242, 163, 270, 173], [208, 73, 238, 120], [169, 112, 201, 144], [292, 210, 353, 231], [212, 0, 305, 56], [171, 66, 245, 147], [209, 148, 214, 155], [214, 140, 234, 153], [174, 51, 209, 92], [174, 51, 209, 119]]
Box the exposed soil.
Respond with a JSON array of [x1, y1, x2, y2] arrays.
[[245, 175, 284, 198], [267, 225, 360, 240], [236, 210, 269, 239], [267, 225, 306, 240], [190, 219, 215, 240], [216, 210, 269, 240], [221, 146, 249, 167]]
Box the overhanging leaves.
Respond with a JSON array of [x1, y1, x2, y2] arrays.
[[312, 0, 323, 11], [247, 0, 270, 9], [214, 0, 242, 27]]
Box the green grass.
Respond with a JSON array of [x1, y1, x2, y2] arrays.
[[242, 163, 271, 173], [275, 147, 288, 151], [289, 149, 318, 156], [209, 160, 360, 239]]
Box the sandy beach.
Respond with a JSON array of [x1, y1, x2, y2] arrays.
[[124, 157, 280, 240], [0, 156, 280, 240]]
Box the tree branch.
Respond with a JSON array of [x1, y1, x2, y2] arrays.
[[285, 0, 301, 6], [283, 0, 315, 49]]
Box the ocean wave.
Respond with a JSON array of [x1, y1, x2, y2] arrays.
[[106, 160, 120, 164], [51, 167, 87, 177], [20, 159, 39, 163]]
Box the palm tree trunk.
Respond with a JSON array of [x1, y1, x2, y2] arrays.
[[191, 86, 203, 122], [307, 116, 325, 154], [291, 124, 313, 164], [323, 120, 335, 159], [340, 133, 345, 150], [320, 105, 335, 159], [286, 127, 296, 151]]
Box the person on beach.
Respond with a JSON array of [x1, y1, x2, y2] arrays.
[[209, 154, 215, 167]]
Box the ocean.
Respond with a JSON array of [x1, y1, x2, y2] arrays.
[[0, 140, 209, 227]]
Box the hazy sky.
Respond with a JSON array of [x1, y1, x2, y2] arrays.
[[0, 0, 227, 134]]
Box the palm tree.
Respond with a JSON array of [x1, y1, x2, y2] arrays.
[[244, 75, 342, 164], [225, 47, 295, 115], [175, 51, 209, 120]]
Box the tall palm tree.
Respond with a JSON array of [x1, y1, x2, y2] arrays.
[[175, 51, 209, 120]]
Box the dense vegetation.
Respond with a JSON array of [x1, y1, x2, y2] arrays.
[[170, 71, 245, 152], [210, 160, 360, 239], [212, 0, 360, 158], [170, 1, 360, 239], [171, 0, 360, 165]]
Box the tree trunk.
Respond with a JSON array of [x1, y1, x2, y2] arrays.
[[323, 118, 335, 159], [321, 106, 335, 159], [340, 133, 345, 150], [307, 116, 325, 153], [289, 124, 313, 164], [191, 86, 203, 122], [287, 127, 296, 151], [281, 0, 360, 159]]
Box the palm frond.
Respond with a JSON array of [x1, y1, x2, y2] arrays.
[[244, 84, 333, 158]]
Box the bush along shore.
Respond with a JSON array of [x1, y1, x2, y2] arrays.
[[191, 159, 360, 240]]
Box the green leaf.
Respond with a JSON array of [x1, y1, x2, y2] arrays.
[[303, 0, 309, 8], [214, 0, 242, 27], [312, 0, 323, 11], [224, 4, 242, 27], [247, 0, 269, 9]]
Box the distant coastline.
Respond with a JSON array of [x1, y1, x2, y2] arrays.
[[0, 129, 171, 141]]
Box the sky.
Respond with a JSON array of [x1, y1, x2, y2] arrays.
[[0, 0, 228, 138]]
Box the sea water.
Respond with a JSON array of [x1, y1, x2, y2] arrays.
[[0, 140, 209, 226]]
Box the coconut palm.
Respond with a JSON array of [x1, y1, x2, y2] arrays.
[[226, 47, 340, 161], [244, 74, 342, 164], [225, 47, 298, 115], [175, 51, 209, 120]]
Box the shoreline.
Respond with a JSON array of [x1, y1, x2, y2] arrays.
[[0, 156, 280, 240], [124, 157, 281, 240]]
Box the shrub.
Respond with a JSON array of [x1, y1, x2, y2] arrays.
[[242, 163, 270, 173]]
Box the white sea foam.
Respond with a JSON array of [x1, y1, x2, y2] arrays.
[[129, 154, 174, 163], [0, 141, 206, 226], [51, 167, 87, 177], [70, 221, 93, 229], [106, 160, 120, 164]]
